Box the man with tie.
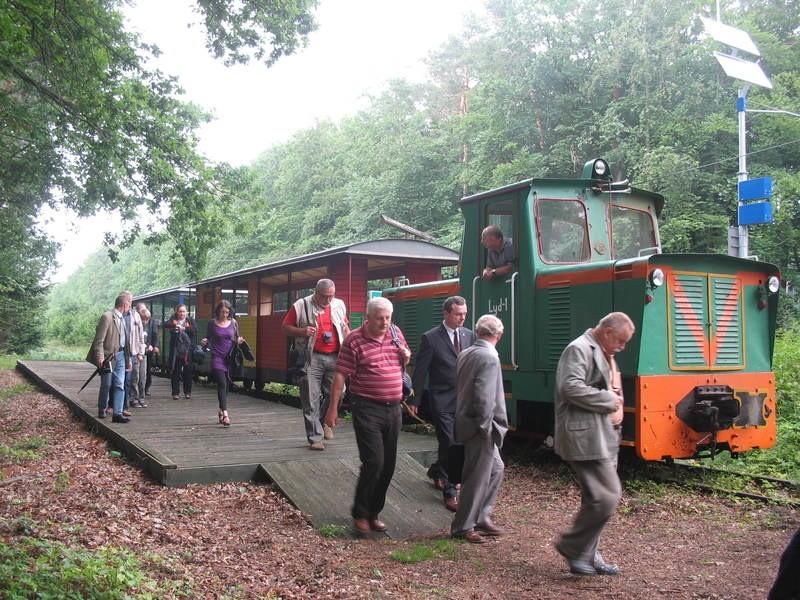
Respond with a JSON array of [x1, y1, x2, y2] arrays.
[[409, 296, 475, 511]]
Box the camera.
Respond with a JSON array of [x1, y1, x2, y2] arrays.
[[322, 331, 332, 343]]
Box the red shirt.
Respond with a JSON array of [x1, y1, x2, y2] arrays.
[[336, 324, 408, 403], [282, 304, 342, 354]]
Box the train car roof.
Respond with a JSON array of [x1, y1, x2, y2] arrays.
[[459, 177, 665, 216], [133, 239, 458, 301]]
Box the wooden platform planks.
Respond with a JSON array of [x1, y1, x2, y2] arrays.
[[16, 360, 453, 538]]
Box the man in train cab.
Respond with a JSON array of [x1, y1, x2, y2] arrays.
[[281, 278, 350, 451], [553, 311, 634, 576], [409, 295, 475, 512], [87, 293, 131, 423], [481, 225, 515, 281], [324, 297, 411, 535], [450, 314, 508, 544]]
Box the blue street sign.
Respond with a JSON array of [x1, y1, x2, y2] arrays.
[[739, 201, 774, 225], [738, 177, 773, 201]]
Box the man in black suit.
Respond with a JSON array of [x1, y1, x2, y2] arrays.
[[409, 295, 475, 512]]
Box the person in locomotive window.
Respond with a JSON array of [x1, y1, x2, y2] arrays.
[[201, 300, 244, 427], [323, 297, 410, 534], [450, 314, 508, 544], [281, 278, 350, 451], [138, 306, 159, 397], [553, 311, 634, 576], [164, 304, 197, 401], [481, 225, 515, 281], [408, 295, 475, 513]]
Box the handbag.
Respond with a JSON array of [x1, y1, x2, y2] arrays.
[[286, 298, 311, 385], [390, 325, 414, 400], [192, 344, 206, 365], [227, 321, 245, 380]]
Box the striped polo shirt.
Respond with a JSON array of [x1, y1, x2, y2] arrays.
[[336, 324, 408, 403]]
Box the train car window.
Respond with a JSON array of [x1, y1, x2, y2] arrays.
[[273, 291, 290, 313], [610, 204, 658, 259], [535, 198, 590, 263]]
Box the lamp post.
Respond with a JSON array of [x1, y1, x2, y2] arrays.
[[702, 17, 772, 259]]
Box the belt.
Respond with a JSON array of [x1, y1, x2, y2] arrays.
[[118, 347, 125, 352], [313, 350, 338, 355], [351, 394, 401, 407]]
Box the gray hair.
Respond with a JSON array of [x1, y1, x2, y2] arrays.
[[597, 312, 635, 333], [316, 278, 335, 292], [475, 314, 504, 337], [367, 296, 393, 316]]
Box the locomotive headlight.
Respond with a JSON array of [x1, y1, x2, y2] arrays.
[[649, 268, 665, 287], [767, 275, 780, 293], [582, 158, 612, 181]]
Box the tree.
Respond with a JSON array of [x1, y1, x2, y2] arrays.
[[1, 0, 317, 351]]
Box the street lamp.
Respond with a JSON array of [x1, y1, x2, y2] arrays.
[[701, 16, 772, 259]]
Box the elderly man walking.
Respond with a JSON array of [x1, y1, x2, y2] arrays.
[[553, 311, 634, 576], [282, 279, 350, 450], [87, 293, 131, 423], [450, 314, 508, 544], [324, 297, 411, 534]]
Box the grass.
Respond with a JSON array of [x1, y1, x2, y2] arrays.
[[389, 539, 460, 563], [0, 536, 166, 599], [0, 436, 47, 463], [318, 523, 347, 538]]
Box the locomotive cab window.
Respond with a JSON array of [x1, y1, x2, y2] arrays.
[[535, 198, 590, 263], [483, 201, 516, 273], [610, 204, 658, 259]]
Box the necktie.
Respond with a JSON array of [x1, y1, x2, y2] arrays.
[[453, 329, 460, 353]]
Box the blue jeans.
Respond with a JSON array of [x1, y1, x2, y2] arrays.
[[97, 350, 126, 416]]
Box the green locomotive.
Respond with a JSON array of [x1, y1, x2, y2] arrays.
[[385, 159, 780, 460]]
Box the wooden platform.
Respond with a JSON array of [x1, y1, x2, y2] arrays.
[[17, 360, 453, 538]]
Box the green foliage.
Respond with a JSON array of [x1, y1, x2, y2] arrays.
[[0, 383, 37, 402], [317, 524, 346, 538], [2, 1, 318, 350], [390, 539, 460, 563], [0, 436, 46, 463], [0, 537, 157, 599], [703, 326, 800, 481]]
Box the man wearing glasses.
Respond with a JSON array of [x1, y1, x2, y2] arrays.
[[282, 279, 350, 450]]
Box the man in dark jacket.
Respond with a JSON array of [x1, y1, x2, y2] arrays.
[[409, 295, 474, 511]]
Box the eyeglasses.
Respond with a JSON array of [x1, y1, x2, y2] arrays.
[[320, 293, 335, 299]]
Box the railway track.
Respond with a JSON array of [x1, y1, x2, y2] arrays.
[[643, 461, 800, 508]]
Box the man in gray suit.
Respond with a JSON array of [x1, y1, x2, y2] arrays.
[[409, 295, 475, 511], [554, 312, 634, 575], [450, 314, 508, 544]]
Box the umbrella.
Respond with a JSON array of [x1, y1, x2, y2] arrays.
[[78, 355, 112, 394]]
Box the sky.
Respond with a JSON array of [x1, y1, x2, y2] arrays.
[[45, 0, 487, 282]]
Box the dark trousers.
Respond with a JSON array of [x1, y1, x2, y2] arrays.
[[213, 368, 229, 411], [429, 409, 463, 499], [351, 397, 401, 520], [144, 353, 154, 394], [171, 359, 193, 396], [769, 527, 800, 600]]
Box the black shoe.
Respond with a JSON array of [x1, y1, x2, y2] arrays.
[[111, 415, 130, 423], [97, 412, 106, 419], [145, 391, 151, 396]]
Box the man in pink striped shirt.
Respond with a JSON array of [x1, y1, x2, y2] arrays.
[[325, 297, 411, 534]]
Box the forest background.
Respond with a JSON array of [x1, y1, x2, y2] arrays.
[[2, 0, 800, 477]]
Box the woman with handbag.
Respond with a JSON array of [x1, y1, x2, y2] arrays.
[[165, 304, 197, 401], [201, 300, 243, 427]]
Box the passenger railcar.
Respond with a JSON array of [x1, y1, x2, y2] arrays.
[[385, 159, 780, 460]]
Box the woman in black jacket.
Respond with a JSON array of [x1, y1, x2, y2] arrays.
[[165, 304, 197, 400]]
